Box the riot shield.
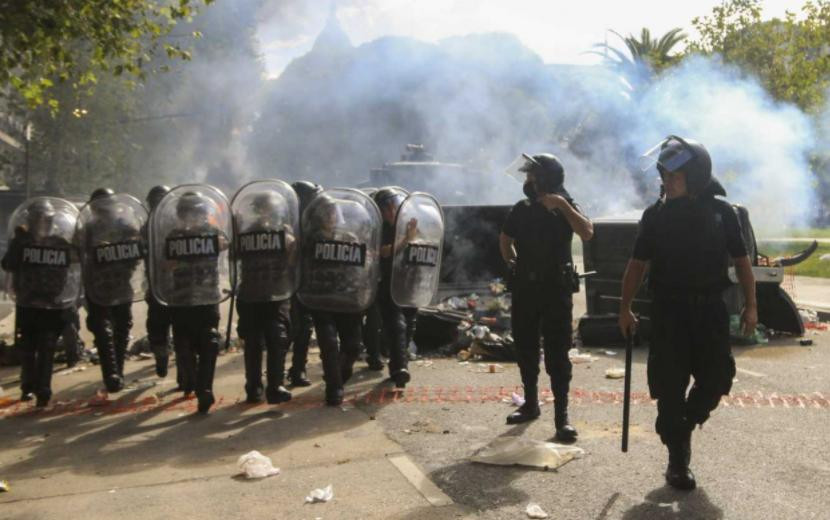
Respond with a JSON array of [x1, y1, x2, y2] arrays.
[[5, 197, 82, 309], [231, 180, 300, 303], [148, 185, 233, 307], [390, 193, 445, 307], [298, 188, 381, 313], [77, 193, 148, 305]]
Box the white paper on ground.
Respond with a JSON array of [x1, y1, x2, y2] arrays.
[[471, 437, 585, 470], [237, 450, 280, 479]]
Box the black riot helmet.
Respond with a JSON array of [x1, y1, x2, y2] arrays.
[[374, 186, 408, 225], [146, 185, 171, 211], [26, 199, 56, 237], [251, 191, 285, 215], [90, 187, 115, 202], [291, 181, 323, 213], [176, 191, 209, 221], [519, 153, 565, 194], [643, 135, 713, 197]]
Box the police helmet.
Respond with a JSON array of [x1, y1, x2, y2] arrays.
[[291, 181, 323, 212], [519, 153, 565, 194], [146, 185, 171, 210], [90, 187, 115, 202], [654, 136, 712, 196], [176, 191, 209, 219]]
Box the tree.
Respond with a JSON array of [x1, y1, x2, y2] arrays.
[[593, 27, 687, 92], [0, 0, 213, 109], [689, 0, 830, 112]]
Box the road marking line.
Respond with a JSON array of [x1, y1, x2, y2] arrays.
[[388, 454, 453, 507], [736, 367, 766, 378]]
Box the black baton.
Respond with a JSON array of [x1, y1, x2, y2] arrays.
[[224, 289, 235, 352], [622, 331, 633, 453]]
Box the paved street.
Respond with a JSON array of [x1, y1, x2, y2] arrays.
[[0, 288, 828, 519]]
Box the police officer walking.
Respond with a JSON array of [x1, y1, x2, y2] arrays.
[[2, 197, 82, 406], [144, 185, 176, 380], [78, 188, 147, 392], [619, 136, 757, 490], [286, 181, 323, 387], [500, 153, 593, 441], [149, 187, 233, 414], [231, 181, 299, 404]]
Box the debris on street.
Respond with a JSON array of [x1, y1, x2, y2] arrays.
[[568, 348, 596, 364], [237, 450, 280, 479], [471, 437, 585, 470], [0, 480, 9, 492], [605, 368, 625, 379], [526, 502, 549, 519], [305, 484, 334, 503]]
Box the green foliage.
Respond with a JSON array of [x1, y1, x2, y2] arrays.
[[689, 0, 830, 112], [0, 0, 213, 109]]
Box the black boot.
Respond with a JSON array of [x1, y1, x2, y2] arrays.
[[506, 387, 541, 424], [288, 367, 312, 387], [196, 338, 219, 414], [366, 356, 385, 371], [96, 341, 123, 393], [243, 339, 264, 403], [265, 342, 292, 405], [20, 341, 37, 402], [151, 342, 169, 378], [34, 336, 55, 408], [391, 369, 411, 389], [554, 397, 578, 442], [665, 428, 696, 490], [325, 385, 344, 406]]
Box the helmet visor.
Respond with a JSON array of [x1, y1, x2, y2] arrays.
[[504, 153, 539, 182], [639, 136, 695, 174]]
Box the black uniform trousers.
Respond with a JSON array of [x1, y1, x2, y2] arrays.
[[648, 294, 736, 444], [312, 311, 362, 390], [289, 296, 314, 375], [170, 305, 221, 397], [17, 306, 65, 400], [86, 301, 133, 389], [511, 280, 573, 401], [378, 289, 409, 376], [146, 296, 180, 383], [362, 302, 384, 361], [237, 299, 291, 396]]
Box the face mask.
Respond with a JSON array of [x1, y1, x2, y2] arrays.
[[523, 181, 537, 200]]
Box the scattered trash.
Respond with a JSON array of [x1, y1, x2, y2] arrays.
[[305, 484, 334, 504], [800, 339, 814, 346], [0, 480, 9, 492], [526, 503, 549, 519], [503, 392, 525, 407], [415, 360, 434, 368], [138, 352, 154, 360], [729, 315, 769, 345], [108, 489, 116, 494], [568, 348, 596, 364], [603, 350, 617, 356], [605, 368, 626, 379], [457, 350, 472, 361], [237, 450, 280, 479], [57, 366, 87, 376], [471, 437, 584, 470], [473, 363, 504, 373], [820, 253, 830, 262]]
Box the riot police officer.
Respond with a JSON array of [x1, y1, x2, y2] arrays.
[[149, 187, 232, 414], [375, 187, 413, 388], [298, 190, 381, 405], [500, 153, 593, 441], [619, 136, 757, 490], [79, 188, 146, 392], [144, 185, 175, 380], [232, 182, 299, 404], [2, 198, 82, 406], [287, 181, 322, 387]]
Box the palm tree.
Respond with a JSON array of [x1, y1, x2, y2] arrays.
[[593, 27, 687, 93]]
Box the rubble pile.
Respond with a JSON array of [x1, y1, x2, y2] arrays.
[[415, 279, 517, 361]]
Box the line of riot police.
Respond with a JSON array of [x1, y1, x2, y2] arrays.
[[2, 180, 445, 414]]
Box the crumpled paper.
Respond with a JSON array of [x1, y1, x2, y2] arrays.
[[526, 502, 549, 518], [305, 484, 334, 503], [237, 450, 280, 479], [471, 437, 584, 470]]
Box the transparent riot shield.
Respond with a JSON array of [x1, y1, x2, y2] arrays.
[[148, 184, 233, 307], [390, 193, 445, 307], [231, 180, 300, 302], [298, 188, 381, 313], [5, 197, 82, 309], [77, 194, 148, 305]]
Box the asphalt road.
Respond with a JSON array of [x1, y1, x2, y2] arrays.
[[0, 292, 828, 519]]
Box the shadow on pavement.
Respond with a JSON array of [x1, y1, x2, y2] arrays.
[[621, 486, 723, 519]]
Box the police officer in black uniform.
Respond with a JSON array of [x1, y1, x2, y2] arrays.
[[2, 199, 77, 406], [144, 185, 176, 380], [235, 192, 295, 404], [82, 188, 142, 392], [499, 153, 593, 441], [286, 181, 322, 387], [165, 191, 230, 413], [375, 187, 413, 388], [619, 136, 757, 490]]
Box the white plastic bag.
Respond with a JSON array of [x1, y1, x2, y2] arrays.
[[305, 484, 334, 503], [237, 450, 280, 479], [526, 503, 549, 518], [471, 437, 584, 470]]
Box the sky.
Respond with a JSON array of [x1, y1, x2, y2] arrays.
[[256, 0, 804, 78]]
